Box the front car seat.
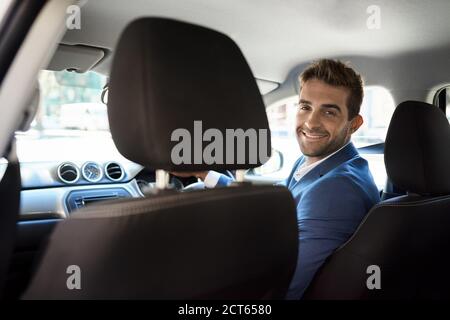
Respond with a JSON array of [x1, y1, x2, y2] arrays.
[[23, 18, 298, 299], [303, 100, 450, 299], [0, 85, 39, 299]]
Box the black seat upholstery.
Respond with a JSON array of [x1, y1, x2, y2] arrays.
[[303, 100, 450, 299], [1, 85, 40, 299], [23, 18, 298, 299], [0, 144, 21, 299]]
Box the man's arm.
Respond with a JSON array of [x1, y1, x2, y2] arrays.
[[286, 176, 368, 299], [203, 171, 233, 188], [172, 155, 304, 188]]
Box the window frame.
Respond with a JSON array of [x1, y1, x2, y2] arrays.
[[433, 86, 448, 116]]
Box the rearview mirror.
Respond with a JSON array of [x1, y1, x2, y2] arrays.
[[250, 148, 284, 176]]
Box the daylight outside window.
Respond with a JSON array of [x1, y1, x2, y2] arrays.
[[13, 70, 115, 163], [19, 70, 109, 138]]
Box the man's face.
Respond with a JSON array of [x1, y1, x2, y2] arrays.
[[296, 79, 363, 164]]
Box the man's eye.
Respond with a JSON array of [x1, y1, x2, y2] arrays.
[[324, 110, 336, 116], [298, 104, 310, 110]]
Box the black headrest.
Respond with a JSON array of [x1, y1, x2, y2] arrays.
[[385, 100, 450, 196], [108, 18, 271, 171]]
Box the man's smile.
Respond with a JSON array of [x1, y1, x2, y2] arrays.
[[299, 129, 329, 141]]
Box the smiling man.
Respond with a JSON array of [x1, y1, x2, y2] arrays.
[[283, 59, 380, 299], [172, 59, 380, 299]]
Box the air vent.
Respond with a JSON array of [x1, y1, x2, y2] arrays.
[[105, 162, 124, 181], [57, 162, 80, 184]]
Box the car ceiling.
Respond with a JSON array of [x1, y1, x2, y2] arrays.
[[61, 0, 450, 84]]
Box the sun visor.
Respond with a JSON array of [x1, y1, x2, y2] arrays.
[[46, 44, 105, 73]]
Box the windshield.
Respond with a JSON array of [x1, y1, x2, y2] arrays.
[[14, 70, 124, 163], [20, 70, 109, 138]]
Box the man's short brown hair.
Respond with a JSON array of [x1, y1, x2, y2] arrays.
[[299, 59, 364, 119]]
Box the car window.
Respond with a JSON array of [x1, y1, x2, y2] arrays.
[[353, 87, 395, 148], [19, 70, 108, 135], [13, 70, 111, 162], [29, 70, 109, 134], [263, 86, 395, 189]]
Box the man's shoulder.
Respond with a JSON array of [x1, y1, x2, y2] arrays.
[[308, 171, 359, 193], [309, 156, 374, 194], [327, 153, 371, 179]]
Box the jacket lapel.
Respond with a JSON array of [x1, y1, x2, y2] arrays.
[[295, 142, 359, 189]]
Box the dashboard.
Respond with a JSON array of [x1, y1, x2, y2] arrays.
[[0, 134, 212, 223], [0, 136, 192, 220], [19, 159, 144, 219], [16, 159, 193, 220]]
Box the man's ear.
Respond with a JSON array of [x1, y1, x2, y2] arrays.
[[350, 115, 364, 133]]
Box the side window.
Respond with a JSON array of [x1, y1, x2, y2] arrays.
[[352, 87, 395, 148], [262, 87, 395, 189], [353, 87, 395, 189], [264, 97, 299, 180]]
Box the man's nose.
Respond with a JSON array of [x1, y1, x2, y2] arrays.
[[304, 110, 321, 130]]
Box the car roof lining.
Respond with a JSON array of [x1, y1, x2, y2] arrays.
[[265, 46, 450, 106], [53, 0, 450, 103]]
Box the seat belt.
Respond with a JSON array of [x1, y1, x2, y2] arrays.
[[0, 138, 21, 298]]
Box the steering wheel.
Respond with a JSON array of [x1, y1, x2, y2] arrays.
[[182, 170, 234, 191], [169, 175, 184, 190]]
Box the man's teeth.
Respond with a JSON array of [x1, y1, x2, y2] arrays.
[[303, 131, 326, 138]]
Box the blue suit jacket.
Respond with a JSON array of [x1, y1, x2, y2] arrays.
[[213, 142, 380, 299], [283, 142, 380, 299]]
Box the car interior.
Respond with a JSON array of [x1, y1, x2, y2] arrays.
[[0, 0, 449, 300]]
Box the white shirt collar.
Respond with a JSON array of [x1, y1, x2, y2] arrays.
[[293, 141, 351, 182]]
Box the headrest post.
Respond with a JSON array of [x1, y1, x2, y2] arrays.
[[155, 169, 170, 189], [235, 170, 246, 183]]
